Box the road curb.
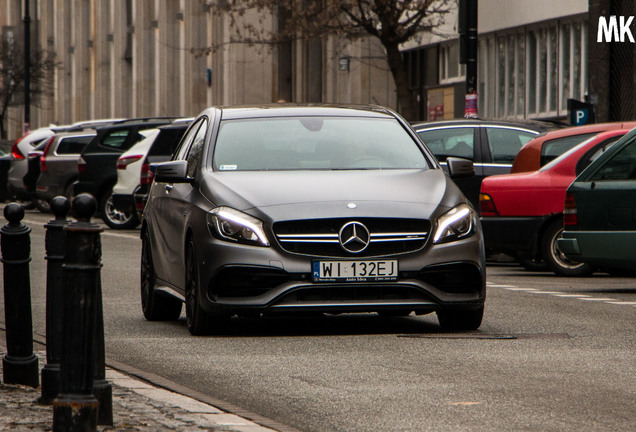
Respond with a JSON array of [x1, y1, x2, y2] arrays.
[[0, 325, 300, 432]]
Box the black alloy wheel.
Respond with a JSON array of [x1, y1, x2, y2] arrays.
[[141, 230, 182, 321], [185, 238, 229, 335]]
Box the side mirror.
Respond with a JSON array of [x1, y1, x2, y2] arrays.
[[154, 160, 192, 183], [446, 157, 475, 179]]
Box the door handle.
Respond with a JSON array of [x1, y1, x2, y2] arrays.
[[165, 185, 174, 194]]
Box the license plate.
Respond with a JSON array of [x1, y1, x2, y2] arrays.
[[312, 260, 398, 282]]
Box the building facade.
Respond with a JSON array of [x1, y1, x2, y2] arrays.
[[1, 0, 397, 140], [403, 0, 590, 121], [2, 1, 635, 141]]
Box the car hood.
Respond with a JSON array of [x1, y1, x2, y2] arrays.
[[200, 169, 460, 220]]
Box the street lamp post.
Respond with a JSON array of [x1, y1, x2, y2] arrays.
[[23, 0, 31, 133], [459, 0, 478, 118]]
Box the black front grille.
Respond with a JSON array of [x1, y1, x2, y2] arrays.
[[275, 284, 429, 304], [273, 217, 430, 258]]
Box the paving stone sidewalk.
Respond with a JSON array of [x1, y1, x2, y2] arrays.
[[0, 351, 277, 432]]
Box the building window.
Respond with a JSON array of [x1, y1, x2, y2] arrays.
[[486, 32, 526, 118], [560, 20, 587, 111], [477, 18, 587, 120], [439, 41, 465, 84]]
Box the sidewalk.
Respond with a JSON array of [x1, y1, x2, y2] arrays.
[[0, 347, 282, 432]]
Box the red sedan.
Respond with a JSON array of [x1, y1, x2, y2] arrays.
[[479, 129, 630, 276]]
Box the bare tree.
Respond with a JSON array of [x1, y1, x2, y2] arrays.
[[0, 32, 57, 139], [204, 0, 453, 120]]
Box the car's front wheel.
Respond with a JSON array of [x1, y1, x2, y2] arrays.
[[100, 189, 139, 229], [437, 305, 484, 331], [541, 220, 594, 277], [141, 230, 182, 321], [33, 197, 51, 213], [185, 238, 228, 335]]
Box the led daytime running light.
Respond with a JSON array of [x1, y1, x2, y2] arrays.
[[209, 207, 269, 246], [433, 204, 473, 244]]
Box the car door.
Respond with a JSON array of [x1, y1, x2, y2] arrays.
[[151, 118, 208, 287], [481, 126, 538, 176], [47, 134, 94, 185], [574, 134, 636, 232]]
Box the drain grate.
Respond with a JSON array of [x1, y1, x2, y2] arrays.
[[398, 333, 570, 340]]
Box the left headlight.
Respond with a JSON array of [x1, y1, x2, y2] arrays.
[[433, 203, 475, 244], [207, 207, 270, 246]]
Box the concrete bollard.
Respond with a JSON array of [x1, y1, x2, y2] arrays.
[[1, 203, 39, 388], [53, 194, 103, 432], [40, 196, 71, 404]]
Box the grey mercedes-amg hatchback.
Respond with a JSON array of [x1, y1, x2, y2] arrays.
[[141, 105, 486, 335]]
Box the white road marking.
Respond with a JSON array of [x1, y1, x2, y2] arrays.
[[495, 285, 632, 308], [579, 297, 617, 302], [500, 287, 538, 291]]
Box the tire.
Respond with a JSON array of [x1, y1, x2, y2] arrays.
[[185, 238, 228, 335], [19, 199, 35, 210], [100, 188, 139, 229], [437, 305, 484, 331], [519, 259, 547, 271], [541, 220, 594, 277], [33, 197, 51, 213], [140, 231, 182, 321]]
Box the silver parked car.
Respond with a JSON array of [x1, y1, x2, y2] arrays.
[[141, 105, 486, 335], [36, 131, 97, 203]]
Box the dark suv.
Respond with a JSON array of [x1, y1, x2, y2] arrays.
[[74, 117, 178, 229]]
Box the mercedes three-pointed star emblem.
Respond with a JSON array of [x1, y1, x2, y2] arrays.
[[338, 221, 370, 253]]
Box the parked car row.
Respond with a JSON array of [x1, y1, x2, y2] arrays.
[[479, 129, 629, 275], [3, 116, 190, 229], [7, 119, 124, 208], [414, 118, 636, 277]]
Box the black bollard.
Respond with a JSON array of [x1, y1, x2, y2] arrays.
[[53, 194, 102, 432], [1, 203, 39, 388], [93, 277, 113, 425], [40, 196, 71, 404]]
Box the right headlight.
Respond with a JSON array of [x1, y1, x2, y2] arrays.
[[433, 203, 475, 244], [207, 207, 270, 247]]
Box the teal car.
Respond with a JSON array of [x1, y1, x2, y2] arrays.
[[558, 128, 636, 272]]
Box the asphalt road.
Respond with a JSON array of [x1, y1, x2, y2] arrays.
[[2, 207, 635, 431]]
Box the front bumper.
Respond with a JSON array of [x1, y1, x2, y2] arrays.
[[480, 215, 549, 257], [191, 232, 486, 316]]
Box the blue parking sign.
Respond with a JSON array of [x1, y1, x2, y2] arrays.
[[574, 109, 589, 126]]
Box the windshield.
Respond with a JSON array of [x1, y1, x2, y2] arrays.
[[212, 117, 430, 171]]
